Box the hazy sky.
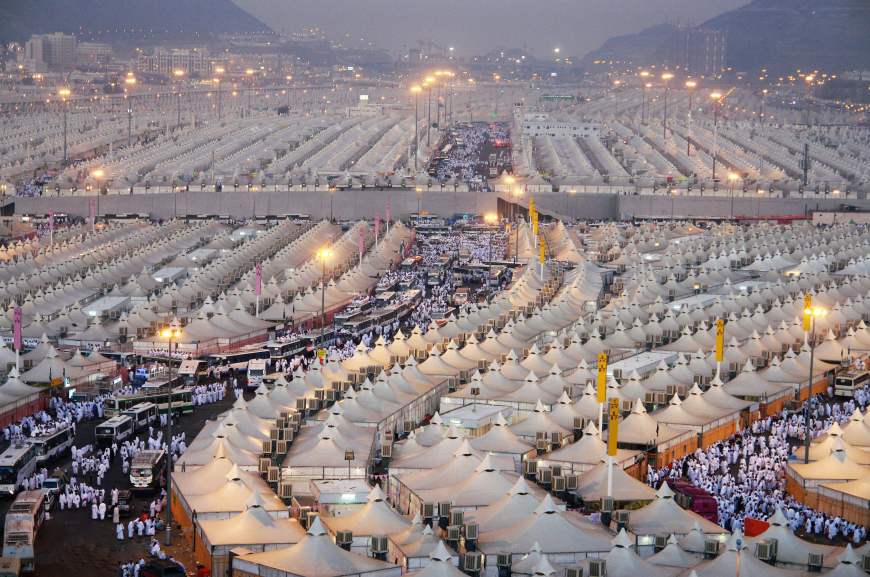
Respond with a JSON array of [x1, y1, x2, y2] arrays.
[[232, 0, 748, 59]]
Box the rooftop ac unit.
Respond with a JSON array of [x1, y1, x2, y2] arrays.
[[525, 461, 538, 476], [614, 510, 629, 524], [654, 534, 669, 551], [496, 553, 512, 568], [703, 540, 719, 559], [439, 502, 452, 518], [262, 440, 272, 454], [450, 510, 464, 527], [756, 538, 778, 563], [267, 466, 281, 483], [566, 475, 579, 490], [276, 440, 288, 455], [566, 568, 583, 577], [550, 432, 563, 446], [371, 536, 388, 554], [644, 392, 656, 404], [336, 530, 353, 545], [538, 468, 553, 485], [421, 502, 436, 519], [464, 552, 483, 572], [464, 523, 479, 542], [279, 482, 293, 500], [447, 525, 461, 542], [258, 457, 271, 474], [808, 552, 823, 572], [599, 497, 614, 513], [552, 476, 566, 492], [588, 559, 606, 577], [536, 438, 548, 453], [381, 444, 392, 459]]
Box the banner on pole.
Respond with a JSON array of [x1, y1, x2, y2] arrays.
[[715, 319, 725, 362], [13, 308, 21, 351], [540, 239, 545, 264], [608, 399, 619, 456], [597, 353, 607, 403], [255, 263, 262, 296]]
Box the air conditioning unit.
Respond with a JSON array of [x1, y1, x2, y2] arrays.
[[552, 476, 566, 492], [566, 475, 579, 490], [497, 553, 512, 568], [551, 465, 562, 478], [756, 538, 778, 564], [336, 530, 353, 547], [371, 536, 388, 554], [666, 384, 687, 398], [536, 439, 548, 454], [566, 568, 583, 577], [261, 440, 272, 454], [276, 440, 288, 455], [654, 534, 669, 552], [612, 369, 622, 380], [381, 444, 392, 459], [807, 552, 823, 572], [450, 510, 464, 527], [464, 523, 479, 541], [464, 552, 483, 573], [267, 466, 280, 483], [525, 460, 538, 476], [278, 482, 293, 500], [537, 467, 553, 486], [614, 510, 629, 524], [439, 502, 452, 518], [644, 392, 656, 404], [421, 502, 436, 520], [599, 497, 614, 513], [588, 559, 606, 577], [703, 540, 719, 559], [550, 432, 563, 446], [860, 555, 870, 572], [296, 399, 307, 411], [258, 457, 271, 474], [447, 525, 461, 542], [655, 392, 667, 405]]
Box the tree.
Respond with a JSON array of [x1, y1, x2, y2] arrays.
[[277, 105, 289, 115]]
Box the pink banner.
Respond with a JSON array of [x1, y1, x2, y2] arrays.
[[90, 198, 95, 221], [359, 227, 364, 253], [255, 263, 262, 296], [49, 209, 54, 231], [13, 308, 21, 350], [386, 201, 390, 224], [375, 213, 379, 238]]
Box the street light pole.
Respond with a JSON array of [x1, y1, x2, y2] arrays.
[[686, 81, 696, 156], [485, 215, 496, 294], [804, 308, 824, 461], [160, 320, 181, 547], [425, 77, 434, 148], [711, 93, 722, 182], [640, 72, 649, 124], [662, 74, 673, 138], [317, 250, 331, 352], [59, 89, 70, 166], [412, 87, 421, 171]]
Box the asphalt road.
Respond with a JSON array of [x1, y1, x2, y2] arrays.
[[0, 380, 242, 576]]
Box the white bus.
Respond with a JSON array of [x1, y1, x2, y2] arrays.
[[178, 359, 208, 387], [2, 491, 46, 573], [247, 359, 267, 389], [26, 426, 74, 465], [121, 402, 158, 431], [130, 450, 166, 494], [95, 415, 134, 447], [0, 444, 37, 495]]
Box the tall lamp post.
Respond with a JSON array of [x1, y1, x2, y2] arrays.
[[513, 187, 522, 263], [425, 77, 435, 147], [661, 73, 673, 138], [485, 214, 497, 293], [160, 320, 181, 547], [173, 70, 184, 128], [317, 250, 332, 353], [711, 92, 722, 182], [412, 86, 421, 171], [613, 80, 620, 119], [125, 77, 136, 147], [805, 76, 814, 126], [59, 89, 70, 166], [728, 173, 739, 219], [640, 72, 649, 124], [686, 81, 696, 156], [804, 306, 826, 461]]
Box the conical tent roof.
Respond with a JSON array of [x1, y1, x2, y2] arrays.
[[321, 486, 412, 536], [464, 477, 549, 533], [232, 516, 401, 577], [627, 484, 726, 536], [742, 508, 836, 566], [402, 541, 466, 577], [196, 501, 307, 547], [574, 461, 657, 503]]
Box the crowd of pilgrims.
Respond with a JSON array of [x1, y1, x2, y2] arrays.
[[433, 122, 511, 190], [647, 383, 870, 544]]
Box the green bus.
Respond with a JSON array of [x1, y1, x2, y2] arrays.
[[103, 383, 194, 418]]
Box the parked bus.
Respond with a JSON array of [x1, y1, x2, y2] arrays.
[[659, 479, 718, 524], [121, 402, 158, 432], [26, 426, 74, 465], [177, 360, 208, 387], [265, 337, 313, 361], [246, 359, 267, 389], [206, 347, 270, 374], [103, 383, 192, 418], [2, 491, 45, 573], [0, 444, 37, 495], [835, 369, 870, 397], [95, 415, 134, 447], [399, 256, 423, 272], [130, 450, 166, 494], [0, 557, 21, 577]]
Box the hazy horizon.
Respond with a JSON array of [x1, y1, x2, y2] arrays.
[[231, 0, 749, 60]]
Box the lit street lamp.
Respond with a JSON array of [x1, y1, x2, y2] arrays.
[[317, 250, 332, 353], [59, 89, 70, 166], [412, 86, 421, 171], [425, 77, 435, 147], [662, 73, 673, 138], [711, 92, 723, 182], [160, 319, 182, 547], [686, 81, 696, 156], [803, 306, 826, 461], [728, 173, 739, 219], [125, 77, 136, 146]]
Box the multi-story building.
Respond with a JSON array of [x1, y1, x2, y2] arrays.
[[521, 114, 601, 139], [16, 32, 77, 70], [76, 42, 113, 66], [137, 47, 212, 76], [669, 26, 727, 78]]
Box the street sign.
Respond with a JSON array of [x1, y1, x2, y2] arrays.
[[715, 319, 725, 362], [597, 354, 607, 403], [804, 295, 812, 331], [608, 399, 619, 456]]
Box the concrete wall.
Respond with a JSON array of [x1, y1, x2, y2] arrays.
[[11, 189, 499, 221], [11, 188, 870, 222]]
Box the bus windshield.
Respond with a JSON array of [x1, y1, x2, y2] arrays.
[[0, 466, 16, 484], [95, 426, 114, 436]]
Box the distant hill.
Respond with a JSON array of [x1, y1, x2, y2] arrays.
[[0, 0, 271, 45], [583, 0, 870, 75]]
